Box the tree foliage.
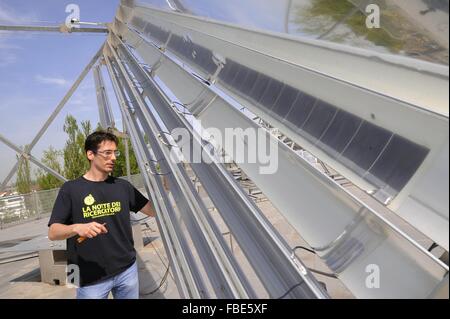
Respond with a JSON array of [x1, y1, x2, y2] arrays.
[[63, 115, 91, 180], [16, 150, 32, 194], [112, 137, 140, 177], [34, 115, 140, 190], [96, 123, 140, 177], [36, 146, 64, 190]]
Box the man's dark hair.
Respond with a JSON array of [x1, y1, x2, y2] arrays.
[[85, 131, 119, 154]]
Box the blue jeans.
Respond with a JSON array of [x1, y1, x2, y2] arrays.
[[76, 261, 139, 299]]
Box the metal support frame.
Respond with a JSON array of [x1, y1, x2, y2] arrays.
[[105, 52, 192, 297], [1, 1, 447, 300], [122, 3, 448, 113], [123, 119, 132, 181], [93, 64, 115, 129], [106, 52, 212, 298], [111, 21, 448, 298], [0, 25, 108, 33], [110, 34, 330, 299], [0, 133, 66, 182], [106, 43, 260, 298], [0, 160, 21, 192], [116, 5, 449, 252], [0, 45, 103, 191]]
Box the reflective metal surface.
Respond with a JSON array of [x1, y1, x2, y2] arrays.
[[112, 4, 449, 297], [139, 0, 449, 65]]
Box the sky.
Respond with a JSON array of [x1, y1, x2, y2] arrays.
[[0, 0, 292, 185], [0, 0, 120, 184], [145, 0, 292, 32]]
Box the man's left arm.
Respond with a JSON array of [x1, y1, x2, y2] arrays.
[[140, 200, 156, 217], [130, 177, 169, 218]]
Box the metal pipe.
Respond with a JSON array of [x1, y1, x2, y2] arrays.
[[0, 134, 67, 183], [0, 25, 108, 33], [108, 43, 256, 298], [114, 35, 329, 299], [114, 25, 448, 298], [104, 53, 204, 298], [93, 65, 115, 129]]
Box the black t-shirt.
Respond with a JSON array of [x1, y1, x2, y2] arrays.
[[48, 176, 148, 287]]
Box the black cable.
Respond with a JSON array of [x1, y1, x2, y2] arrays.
[[292, 245, 337, 277], [140, 229, 171, 295], [428, 242, 439, 252], [276, 283, 304, 299], [141, 223, 157, 232], [140, 263, 171, 296], [276, 267, 337, 299], [293, 245, 316, 254], [289, 245, 338, 290], [191, 72, 210, 85], [308, 268, 338, 279], [132, 215, 152, 223]]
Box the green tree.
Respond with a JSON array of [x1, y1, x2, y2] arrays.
[[113, 137, 140, 177], [293, 0, 404, 52], [63, 115, 91, 180], [63, 117, 140, 180], [80, 120, 92, 139], [97, 122, 140, 177], [36, 146, 64, 190], [95, 122, 103, 132], [16, 153, 32, 194]]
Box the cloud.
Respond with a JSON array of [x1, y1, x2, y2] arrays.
[[177, 0, 289, 32], [68, 92, 97, 112], [0, 6, 18, 24], [0, 3, 38, 67], [35, 75, 70, 87], [0, 32, 20, 66], [0, 3, 36, 24], [67, 77, 97, 110], [69, 97, 85, 106]]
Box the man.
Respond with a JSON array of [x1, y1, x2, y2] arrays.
[[48, 131, 156, 299]]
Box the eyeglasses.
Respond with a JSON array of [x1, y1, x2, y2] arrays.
[[94, 150, 121, 158]]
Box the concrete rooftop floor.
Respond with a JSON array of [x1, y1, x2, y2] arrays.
[[0, 168, 446, 299]]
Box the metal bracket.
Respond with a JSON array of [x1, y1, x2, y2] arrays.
[[171, 102, 191, 116], [158, 131, 179, 148], [144, 162, 171, 176], [208, 53, 226, 84]]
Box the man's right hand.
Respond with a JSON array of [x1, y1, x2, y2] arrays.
[[74, 222, 108, 239]]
